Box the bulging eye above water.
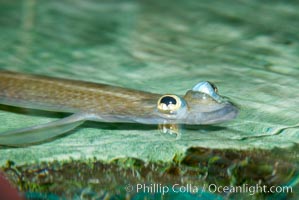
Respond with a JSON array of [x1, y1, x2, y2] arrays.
[[192, 81, 221, 102], [157, 95, 182, 114], [207, 81, 218, 93]]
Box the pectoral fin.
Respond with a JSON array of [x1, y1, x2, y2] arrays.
[[0, 113, 87, 147]]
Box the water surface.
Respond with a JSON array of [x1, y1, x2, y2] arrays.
[[0, 0, 298, 198]]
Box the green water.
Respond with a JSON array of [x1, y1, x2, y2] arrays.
[[0, 0, 298, 199]]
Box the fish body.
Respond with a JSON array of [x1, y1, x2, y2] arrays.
[[0, 70, 238, 146], [0, 71, 237, 124]]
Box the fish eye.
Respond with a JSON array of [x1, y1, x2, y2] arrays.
[[157, 95, 182, 114], [207, 81, 218, 93]]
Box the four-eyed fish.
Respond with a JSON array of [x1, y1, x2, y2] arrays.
[[0, 71, 238, 146]]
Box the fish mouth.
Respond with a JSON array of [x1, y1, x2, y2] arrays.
[[184, 102, 239, 125]]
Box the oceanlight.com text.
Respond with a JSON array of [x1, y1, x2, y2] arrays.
[[124, 183, 293, 196]]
